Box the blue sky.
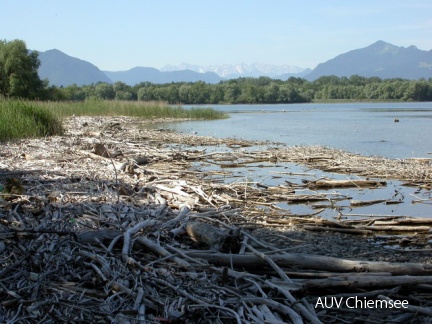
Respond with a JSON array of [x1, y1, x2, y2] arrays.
[[1, 0, 431, 71]]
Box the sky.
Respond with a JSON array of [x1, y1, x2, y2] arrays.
[[1, 0, 432, 71]]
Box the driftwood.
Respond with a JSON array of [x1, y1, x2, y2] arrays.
[[185, 251, 432, 276], [303, 224, 430, 234], [295, 275, 432, 290], [350, 199, 387, 206], [374, 218, 432, 225], [355, 225, 430, 232], [309, 179, 387, 189], [293, 214, 432, 236], [377, 295, 432, 317], [0, 115, 431, 323], [302, 225, 373, 235], [76, 229, 122, 244]]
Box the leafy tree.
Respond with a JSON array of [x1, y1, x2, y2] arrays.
[[178, 84, 192, 103], [223, 84, 241, 103], [166, 85, 180, 104], [404, 80, 431, 101], [113, 81, 135, 100], [0, 39, 44, 98], [209, 85, 224, 103], [61, 84, 86, 100], [286, 77, 306, 87], [189, 81, 210, 104], [238, 84, 258, 103], [113, 81, 129, 93], [44, 84, 65, 101], [137, 85, 156, 101], [349, 75, 368, 86], [94, 82, 115, 99], [265, 83, 280, 102]]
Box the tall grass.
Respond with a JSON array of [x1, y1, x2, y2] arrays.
[[0, 99, 226, 141], [34, 99, 227, 120], [0, 100, 64, 141]]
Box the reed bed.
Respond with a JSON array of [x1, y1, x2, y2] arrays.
[[33, 99, 227, 120], [0, 99, 225, 141], [0, 100, 64, 141]]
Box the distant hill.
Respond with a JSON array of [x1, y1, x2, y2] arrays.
[[104, 67, 222, 85], [160, 62, 306, 79], [37, 41, 432, 87], [305, 40, 432, 81], [277, 68, 312, 80], [38, 49, 112, 86]]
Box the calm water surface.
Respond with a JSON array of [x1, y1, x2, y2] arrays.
[[150, 102, 432, 219], [166, 102, 432, 159]]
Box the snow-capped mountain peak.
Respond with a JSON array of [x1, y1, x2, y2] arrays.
[[160, 62, 306, 78]]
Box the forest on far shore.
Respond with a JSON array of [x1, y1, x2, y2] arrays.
[[48, 75, 432, 104]]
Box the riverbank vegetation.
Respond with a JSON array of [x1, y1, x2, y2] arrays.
[[32, 99, 226, 119], [0, 99, 226, 141], [46, 75, 432, 104], [0, 100, 64, 141]]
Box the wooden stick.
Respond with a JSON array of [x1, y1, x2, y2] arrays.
[[135, 237, 190, 268], [264, 280, 322, 324], [122, 220, 157, 263], [245, 243, 293, 284], [377, 295, 432, 316], [185, 251, 432, 275], [302, 225, 373, 235], [309, 179, 387, 189], [297, 275, 432, 290]]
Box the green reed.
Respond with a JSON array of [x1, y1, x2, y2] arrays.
[[0, 99, 64, 141], [34, 99, 226, 120], [0, 99, 226, 141]]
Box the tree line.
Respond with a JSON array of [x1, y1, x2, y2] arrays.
[[47, 76, 432, 103], [2, 39, 432, 103]]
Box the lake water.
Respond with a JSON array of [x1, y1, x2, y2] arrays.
[[148, 102, 432, 220], [167, 102, 432, 159]]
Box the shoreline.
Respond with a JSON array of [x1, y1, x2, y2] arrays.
[[1, 115, 430, 233], [1, 115, 431, 322]]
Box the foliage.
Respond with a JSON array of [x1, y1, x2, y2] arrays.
[[0, 99, 225, 141], [0, 100, 64, 141], [0, 39, 44, 99], [32, 99, 226, 120], [311, 77, 432, 101], [48, 76, 432, 104], [53, 79, 310, 104]]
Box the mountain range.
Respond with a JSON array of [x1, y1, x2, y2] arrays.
[[160, 62, 308, 79], [38, 49, 112, 86], [305, 40, 432, 81], [104, 67, 222, 85], [37, 41, 432, 87]]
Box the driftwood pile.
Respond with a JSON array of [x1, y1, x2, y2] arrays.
[[0, 116, 431, 323]]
